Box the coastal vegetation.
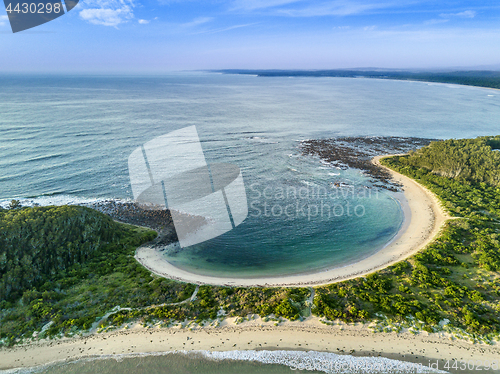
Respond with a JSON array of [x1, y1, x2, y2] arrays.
[[313, 136, 500, 336], [1, 205, 119, 302], [1, 135, 500, 346], [0, 206, 194, 345], [218, 69, 500, 90], [0, 205, 311, 346], [397, 136, 500, 186]]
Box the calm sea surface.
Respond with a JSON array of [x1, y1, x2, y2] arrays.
[[1, 73, 499, 372], [1, 73, 499, 277]]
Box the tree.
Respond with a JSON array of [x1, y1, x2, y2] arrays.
[[8, 200, 21, 210]]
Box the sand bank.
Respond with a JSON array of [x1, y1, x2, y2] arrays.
[[134, 155, 450, 287], [1, 317, 498, 372]]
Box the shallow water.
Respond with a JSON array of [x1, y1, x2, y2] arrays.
[[5, 350, 444, 374], [32, 353, 319, 374]]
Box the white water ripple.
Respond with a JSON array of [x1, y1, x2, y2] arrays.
[[198, 350, 448, 373], [0, 350, 448, 374]]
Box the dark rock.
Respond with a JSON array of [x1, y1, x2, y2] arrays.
[[300, 136, 434, 190]]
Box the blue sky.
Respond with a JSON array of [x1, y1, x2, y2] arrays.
[[1, 0, 500, 72]]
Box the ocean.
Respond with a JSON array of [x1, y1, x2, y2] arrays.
[[1, 73, 499, 372], [3, 350, 448, 374]]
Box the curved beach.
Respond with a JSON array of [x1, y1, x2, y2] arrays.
[[135, 155, 450, 287], [2, 316, 499, 371]]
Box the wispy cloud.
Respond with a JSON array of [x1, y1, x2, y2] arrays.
[[181, 17, 213, 28], [440, 10, 476, 19], [191, 22, 258, 35], [150, 16, 214, 35], [424, 18, 449, 25], [422, 9, 475, 27], [345, 24, 500, 42], [178, 16, 255, 35], [230, 0, 302, 11], [278, 1, 401, 17], [229, 0, 418, 17], [157, 0, 197, 4], [138, 19, 149, 24], [0, 15, 8, 26], [78, 0, 134, 27]]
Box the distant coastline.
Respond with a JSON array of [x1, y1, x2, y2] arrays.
[[134, 154, 449, 287], [214, 69, 500, 90]]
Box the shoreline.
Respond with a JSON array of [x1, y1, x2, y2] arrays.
[[1, 316, 499, 372], [134, 154, 450, 287], [218, 71, 500, 93]]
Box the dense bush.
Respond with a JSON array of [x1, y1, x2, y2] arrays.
[[311, 137, 500, 334], [0, 206, 119, 301], [399, 136, 500, 186]]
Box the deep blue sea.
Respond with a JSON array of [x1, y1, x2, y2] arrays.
[[1, 73, 499, 373]]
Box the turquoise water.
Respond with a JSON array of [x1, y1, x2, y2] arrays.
[[1, 74, 500, 277]]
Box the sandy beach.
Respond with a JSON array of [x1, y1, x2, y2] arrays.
[[1, 316, 499, 372], [134, 154, 450, 287]]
